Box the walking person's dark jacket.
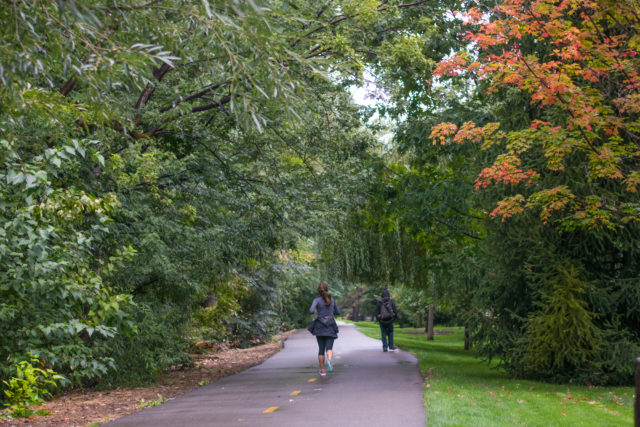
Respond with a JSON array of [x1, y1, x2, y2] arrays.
[[375, 289, 397, 323]]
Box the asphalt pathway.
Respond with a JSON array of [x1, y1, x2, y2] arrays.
[[104, 322, 426, 427]]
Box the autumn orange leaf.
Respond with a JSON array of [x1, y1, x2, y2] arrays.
[[430, 0, 640, 228]]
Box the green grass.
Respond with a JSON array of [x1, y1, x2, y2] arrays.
[[353, 321, 634, 427]]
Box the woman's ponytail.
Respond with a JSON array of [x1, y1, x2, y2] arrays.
[[318, 282, 331, 306]]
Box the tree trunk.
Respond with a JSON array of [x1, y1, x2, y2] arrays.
[[464, 326, 472, 350], [426, 306, 434, 340], [352, 304, 359, 322], [417, 312, 423, 328]]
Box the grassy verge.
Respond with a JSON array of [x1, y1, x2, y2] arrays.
[[353, 321, 634, 427]]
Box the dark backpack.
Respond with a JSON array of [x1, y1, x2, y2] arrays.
[[378, 300, 394, 324]]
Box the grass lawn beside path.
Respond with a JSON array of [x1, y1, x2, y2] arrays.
[[353, 321, 634, 427]]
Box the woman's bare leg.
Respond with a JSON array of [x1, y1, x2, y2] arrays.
[[318, 354, 325, 369]]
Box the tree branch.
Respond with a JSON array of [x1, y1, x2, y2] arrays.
[[450, 206, 484, 220], [135, 63, 173, 109], [433, 217, 483, 240], [190, 94, 232, 113], [60, 77, 77, 96], [295, 0, 429, 48], [147, 94, 232, 137], [111, 0, 164, 11], [160, 81, 229, 113]]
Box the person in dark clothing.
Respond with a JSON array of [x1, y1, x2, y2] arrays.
[[375, 289, 398, 352], [308, 282, 340, 376]]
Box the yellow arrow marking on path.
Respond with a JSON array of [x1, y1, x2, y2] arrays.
[[263, 406, 279, 413], [290, 390, 301, 396], [308, 378, 317, 383]]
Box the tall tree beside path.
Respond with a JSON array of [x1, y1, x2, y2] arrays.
[[424, 0, 640, 382], [1, 0, 424, 390]]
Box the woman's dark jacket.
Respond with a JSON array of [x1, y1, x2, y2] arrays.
[[307, 296, 340, 338]]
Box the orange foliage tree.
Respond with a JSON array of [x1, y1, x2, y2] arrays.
[[431, 0, 640, 229]]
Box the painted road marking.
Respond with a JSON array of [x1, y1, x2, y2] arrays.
[[263, 406, 279, 413], [290, 390, 301, 396], [308, 378, 317, 383]]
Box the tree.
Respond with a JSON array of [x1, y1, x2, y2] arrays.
[[426, 0, 640, 383], [0, 0, 386, 388], [432, 0, 640, 229]]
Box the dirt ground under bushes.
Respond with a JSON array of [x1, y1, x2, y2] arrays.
[[1, 331, 295, 427]]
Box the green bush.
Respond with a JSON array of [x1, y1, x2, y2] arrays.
[[99, 303, 192, 388], [520, 264, 602, 382], [2, 355, 65, 418]]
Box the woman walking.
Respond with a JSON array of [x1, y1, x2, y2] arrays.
[[308, 282, 340, 377]]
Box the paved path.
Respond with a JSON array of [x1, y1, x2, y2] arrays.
[[104, 322, 426, 427]]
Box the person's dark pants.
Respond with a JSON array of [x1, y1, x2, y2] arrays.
[[316, 336, 335, 355], [379, 322, 394, 350]]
